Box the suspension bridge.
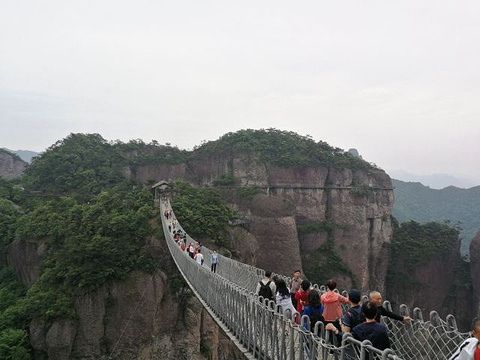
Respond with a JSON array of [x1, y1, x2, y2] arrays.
[[159, 199, 468, 360]]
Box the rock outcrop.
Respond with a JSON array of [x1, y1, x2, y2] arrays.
[[7, 238, 45, 288], [470, 231, 480, 318], [386, 231, 474, 331], [27, 269, 244, 360], [0, 150, 27, 179], [8, 233, 244, 360], [133, 152, 394, 292]]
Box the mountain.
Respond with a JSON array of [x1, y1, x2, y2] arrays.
[[392, 178, 480, 254], [2, 130, 396, 358], [387, 169, 478, 189], [2, 148, 40, 164], [0, 148, 27, 179], [1, 131, 478, 358]]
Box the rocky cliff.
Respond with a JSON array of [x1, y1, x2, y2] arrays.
[[133, 151, 394, 292], [7, 233, 244, 360], [385, 221, 474, 331], [0, 149, 27, 179], [470, 231, 480, 318]]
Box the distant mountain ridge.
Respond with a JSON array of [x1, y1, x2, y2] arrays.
[[392, 178, 480, 254], [1, 148, 39, 164], [388, 169, 478, 189]]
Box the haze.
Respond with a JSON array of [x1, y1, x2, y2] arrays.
[[1, 1, 479, 183]]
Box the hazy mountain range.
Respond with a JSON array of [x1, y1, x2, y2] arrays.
[[387, 169, 479, 189], [2, 148, 39, 164], [392, 179, 480, 254]]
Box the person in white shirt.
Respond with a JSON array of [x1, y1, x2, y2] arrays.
[[450, 318, 480, 360], [194, 249, 204, 266], [275, 278, 297, 319]]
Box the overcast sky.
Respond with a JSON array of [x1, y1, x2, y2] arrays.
[[1, 1, 479, 183]]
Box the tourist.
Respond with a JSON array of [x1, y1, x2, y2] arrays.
[[352, 301, 390, 350], [256, 270, 276, 302], [449, 318, 480, 360], [187, 243, 195, 259], [295, 279, 310, 313], [211, 250, 219, 273], [290, 270, 302, 308], [321, 279, 349, 331], [326, 289, 363, 340], [275, 278, 296, 317], [369, 291, 411, 323], [303, 290, 324, 331], [194, 249, 204, 265]]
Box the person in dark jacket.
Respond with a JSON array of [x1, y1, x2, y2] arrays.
[[369, 291, 411, 323], [353, 301, 390, 351], [326, 289, 363, 343]]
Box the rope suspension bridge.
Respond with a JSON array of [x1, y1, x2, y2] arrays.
[[159, 198, 468, 360]]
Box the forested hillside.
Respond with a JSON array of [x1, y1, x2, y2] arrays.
[[392, 179, 480, 254], [0, 134, 159, 358]]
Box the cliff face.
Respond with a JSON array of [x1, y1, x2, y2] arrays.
[[470, 231, 480, 318], [8, 239, 243, 360], [133, 152, 394, 291], [0, 150, 27, 179], [386, 229, 474, 331], [7, 238, 45, 288], [29, 271, 242, 360]]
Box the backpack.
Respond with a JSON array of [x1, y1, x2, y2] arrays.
[[345, 306, 362, 330], [258, 281, 274, 301]]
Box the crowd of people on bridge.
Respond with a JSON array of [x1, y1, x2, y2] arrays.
[[257, 270, 412, 351], [164, 206, 220, 273]]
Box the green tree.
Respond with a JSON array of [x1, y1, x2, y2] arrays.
[[171, 181, 236, 244]]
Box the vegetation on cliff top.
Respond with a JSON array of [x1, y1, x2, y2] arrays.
[[389, 219, 459, 268], [387, 219, 460, 288], [192, 129, 377, 170]]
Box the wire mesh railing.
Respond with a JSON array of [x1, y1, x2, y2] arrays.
[[160, 199, 469, 360]]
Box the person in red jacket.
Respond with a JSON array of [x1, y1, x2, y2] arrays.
[[321, 279, 349, 331], [295, 280, 311, 313]]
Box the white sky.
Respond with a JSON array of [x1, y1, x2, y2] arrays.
[[1, 1, 479, 182]]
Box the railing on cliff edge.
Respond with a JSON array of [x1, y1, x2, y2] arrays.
[[159, 199, 469, 360]]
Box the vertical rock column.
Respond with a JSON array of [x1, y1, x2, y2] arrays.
[[470, 231, 480, 317]]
